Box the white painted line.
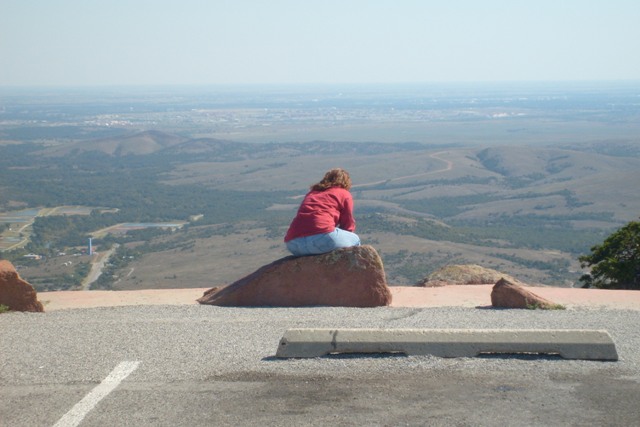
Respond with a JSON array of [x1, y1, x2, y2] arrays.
[[53, 361, 140, 427]]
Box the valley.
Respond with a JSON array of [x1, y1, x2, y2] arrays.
[[1, 83, 639, 290]]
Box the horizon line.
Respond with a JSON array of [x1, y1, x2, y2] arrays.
[[2, 79, 640, 91]]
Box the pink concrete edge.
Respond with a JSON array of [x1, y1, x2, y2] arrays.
[[35, 285, 640, 311]]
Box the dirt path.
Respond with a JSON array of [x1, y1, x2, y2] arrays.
[[353, 151, 453, 189], [91, 224, 123, 239]]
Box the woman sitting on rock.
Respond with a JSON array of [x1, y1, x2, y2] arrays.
[[284, 168, 361, 256]]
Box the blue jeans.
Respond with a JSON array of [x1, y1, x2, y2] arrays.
[[286, 228, 361, 256]]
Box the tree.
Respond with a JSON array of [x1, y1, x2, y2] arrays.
[[579, 220, 640, 289]]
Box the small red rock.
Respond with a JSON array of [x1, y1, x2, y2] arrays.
[[0, 260, 44, 312], [491, 278, 558, 309]]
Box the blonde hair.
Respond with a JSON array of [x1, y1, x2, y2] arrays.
[[311, 168, 352, 191]]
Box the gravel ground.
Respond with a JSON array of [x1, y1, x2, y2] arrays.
[[2, 305, 639, 426], [2, 305, 638, 382]]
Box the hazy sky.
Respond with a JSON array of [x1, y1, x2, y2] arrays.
[[2, 0, 639, 86]]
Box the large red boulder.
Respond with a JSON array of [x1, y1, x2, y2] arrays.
[[0, 260, 44, 312], [491, 278, 560, 309], [198, 245, 392, 307]]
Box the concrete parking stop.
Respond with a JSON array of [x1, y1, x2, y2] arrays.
[[276, 328, 619, 360]]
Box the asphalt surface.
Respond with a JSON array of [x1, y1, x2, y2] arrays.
[[2, 305, 639, 426]]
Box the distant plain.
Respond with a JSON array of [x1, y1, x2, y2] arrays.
[[1, 82, 639, 289]]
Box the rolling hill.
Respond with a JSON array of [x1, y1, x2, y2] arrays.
[[6, 135, 638, 289]]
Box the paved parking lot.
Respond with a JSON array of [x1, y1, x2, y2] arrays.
[[2, 304, 640, 426]]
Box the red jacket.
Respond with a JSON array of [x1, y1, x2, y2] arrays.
[[284, 186, 356, 242]]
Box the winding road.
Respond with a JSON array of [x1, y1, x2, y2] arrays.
[[353, 151, 453, 189], [2, 207, 64, 251], [289, 151, 455, 200], [81, 244, 118, 290]]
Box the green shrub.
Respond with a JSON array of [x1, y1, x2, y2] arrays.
[[579, 220, 640, 289]]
